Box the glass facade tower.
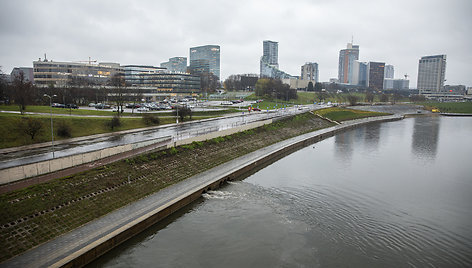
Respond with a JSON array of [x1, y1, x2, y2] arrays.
[[189, 45, 220, 79]]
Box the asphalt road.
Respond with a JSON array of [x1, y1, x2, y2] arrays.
[[0, 105, 322, 169]]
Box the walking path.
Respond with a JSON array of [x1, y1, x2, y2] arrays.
[[0, 114, 402, 268]]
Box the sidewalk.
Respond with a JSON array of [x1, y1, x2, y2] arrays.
[[0, 114, 402, 268]]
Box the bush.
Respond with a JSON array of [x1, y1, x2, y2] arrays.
[[142, 113, 160, 126], [18, 117, 43, 140], [107, 115, 121, 130], [56, 121, 72, 137]]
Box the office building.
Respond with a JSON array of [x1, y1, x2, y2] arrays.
[[384, 64, 394, 79], [260, 40, 293, 79], [366, 62, 385, 90], [160, 57, 187, 73], [187, 59, 210, 76], [11, 67, 34, 83], [338, 43, 359, 84], [189, 45, 220, 79], [124, 65, 200, 94], [383, 78, 409, 90], [417, 55, 446, 93], [33, 57, 122, 87], [301, 62, 319, 82], [352, 61, 368, 87]]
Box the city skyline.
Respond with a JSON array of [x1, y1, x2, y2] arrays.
[[0, 0, 471, 87]]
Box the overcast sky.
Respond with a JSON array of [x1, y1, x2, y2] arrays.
[[1, 0, 471, 87]]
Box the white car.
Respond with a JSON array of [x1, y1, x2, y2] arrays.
[[137, 107, 149, 112]]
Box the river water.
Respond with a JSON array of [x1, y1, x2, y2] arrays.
[[90, 116, 472, 267]]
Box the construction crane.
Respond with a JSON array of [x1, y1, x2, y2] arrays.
[[77, 57, 97, 64], [404, 74, 409, 80]]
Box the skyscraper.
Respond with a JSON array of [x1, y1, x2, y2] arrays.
[[260, 40, 292, 79], [417, 55, 446, 93], [366, 62, 385, 90], [338, 43, 359, 84], [160, 57, 187, 73], [352, 61, 367, 87], [189, 45, 220, 79], [384, 65, 394, 79], [301, 62, 319, 82]]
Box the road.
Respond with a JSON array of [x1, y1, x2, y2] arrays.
[[0, 104, 323, 170]]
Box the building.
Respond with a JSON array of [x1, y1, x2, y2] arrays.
[[123, 65, 166, 86], [444, 85, 466, 94], [352, 61, 368, 87], [160, 57, 187, 73], [10, 67, 34, 83], [124, 65, 200, 94], [33, 57, 122, 87], [366, 62, 385, 90], [417, 55, 446, 93], [187, 59, 210, 76], [338, 43, 359, 84], [383, 78, 409, 90], [189, 45, 220, 79], [260, 40, 293, 79], [384, 64, 394, 79], [301, 62, 319, 82]]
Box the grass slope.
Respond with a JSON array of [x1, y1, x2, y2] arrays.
[[314, 107, 390, 122]]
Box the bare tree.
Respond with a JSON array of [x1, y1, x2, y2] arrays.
[[109, 74, 127, 116], [347, 95, 359, 106], [18, 117, 43, 140], [12, 71, 35, 114]]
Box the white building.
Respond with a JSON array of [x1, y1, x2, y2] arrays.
[[417, 55, 446, 93]]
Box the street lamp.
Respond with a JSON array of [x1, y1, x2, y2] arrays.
[[44, 94, 57, 158]]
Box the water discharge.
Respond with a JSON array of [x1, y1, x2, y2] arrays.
[[89, 116, 472, 267]]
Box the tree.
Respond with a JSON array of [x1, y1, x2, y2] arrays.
[[365, 92, 374, 103], [347, 95, 359, 106], [255, 78, 297, 101], [317, 92, 328, 102], [380, 94, 389, 102], [314, 82, 323, 92], [173, 105, 192, 122], [18, 117, 43, 140], [107, 115, 121, 130], [109, 74, 127, 116], [12, 71, 35, 114], [0, 67, 9, 104], [307, 81, 314, 91], [410, 94, 426, 102], [392, 91, 402, 104]]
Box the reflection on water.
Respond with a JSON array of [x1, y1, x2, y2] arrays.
[[90, 117, 472, 268], [411, 116, 440, 160]]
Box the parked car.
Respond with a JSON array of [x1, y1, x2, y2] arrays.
[[66, 104, 79, 109], [51, 103, 65, 108], [137, 107, 149, 112], [252, 107, 261, 111], [88, 103, 96, 107]]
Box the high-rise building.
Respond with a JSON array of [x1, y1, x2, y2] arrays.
[[352, 61, 368, 87], [189, 45, 220, 79], [366, 62, 385, 90], [301, 62, 319, 82], [384, 65, 394, 79], [260, 40, 292, 79], [383, 78, 409, 90], [160, 57, 187, 73], [338, 43, 359, 84], [417, 55, 446, 93]]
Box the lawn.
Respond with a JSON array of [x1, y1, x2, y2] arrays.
[[314, 107, 390, 122], [0, 105, 121, 116], [421, 102, 472, 114], [0, 114, 177, 149]]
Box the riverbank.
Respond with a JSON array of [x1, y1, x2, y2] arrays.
[[0, 112, 399, 266]]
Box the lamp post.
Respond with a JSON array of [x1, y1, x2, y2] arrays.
[[44, 94, 57, 158]]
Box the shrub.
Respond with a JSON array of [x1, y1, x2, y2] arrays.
[[56, 121, 72, 137], [142, 113, 160, 126], [18, 117, 43, 140], [107, 115, 121, 130]]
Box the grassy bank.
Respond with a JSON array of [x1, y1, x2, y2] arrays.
[[0, 112, 334, 262], [314, 107, 390, 122], [422, 102, 472, 114], [0, 114, 177, 149]]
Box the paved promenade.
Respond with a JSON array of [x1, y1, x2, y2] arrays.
[[0, 114, 402, 268]]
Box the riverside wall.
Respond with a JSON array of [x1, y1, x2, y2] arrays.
[[0, 137, 171, 185], [47, 115, 403, 268]]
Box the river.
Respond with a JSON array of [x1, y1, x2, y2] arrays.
[[89, 116, 472, 267]]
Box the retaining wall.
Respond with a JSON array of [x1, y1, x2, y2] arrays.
[[0, 137, 171, 185]]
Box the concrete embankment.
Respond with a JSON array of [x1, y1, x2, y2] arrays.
[[1, 114, 402, 268]]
